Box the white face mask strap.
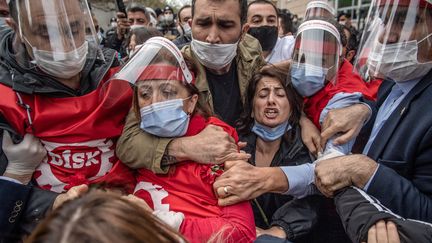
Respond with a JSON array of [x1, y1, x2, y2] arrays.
[[145, 37, 193, 84]]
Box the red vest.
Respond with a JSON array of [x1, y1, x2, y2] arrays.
[[0, 68, 135, 193]]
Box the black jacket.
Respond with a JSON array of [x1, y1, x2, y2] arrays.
[[103, 27, 127, 58], [240, 126, 315, 240], [0, 28, 120, 242], [241, 125, 351, 242], [335, 186, 432, 243], [173, 33, 191, 50]]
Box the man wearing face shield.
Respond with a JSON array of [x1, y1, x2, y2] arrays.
[[0, 0, 134, 240], [246, 0, 295, 64], [291, 19, 375, 158], [116, 0, 264, 176], [314, 0, 432, 229]]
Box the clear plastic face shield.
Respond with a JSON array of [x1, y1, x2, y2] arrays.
[[355, 0, 432, 82], [304, 1, 336, 20], [15, 0, 98, 60], [291, 20, 342, 85], [109, 36, 194, 110]]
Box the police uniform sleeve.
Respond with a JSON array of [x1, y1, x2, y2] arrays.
[[116, 109, 172, 174]]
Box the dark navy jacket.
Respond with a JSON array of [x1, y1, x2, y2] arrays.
[[365, 71, 432, 222]]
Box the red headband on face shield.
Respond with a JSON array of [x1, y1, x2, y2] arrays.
[[137, 64, 196, 85]]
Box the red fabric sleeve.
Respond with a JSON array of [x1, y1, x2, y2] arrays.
[[179, 201, 256, 243]]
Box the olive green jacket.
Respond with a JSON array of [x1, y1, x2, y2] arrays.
[[116, 34, 265, 173]]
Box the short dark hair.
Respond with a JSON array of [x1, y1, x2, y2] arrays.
[[337, 12, 351, 21], [343, 25, 358, 52], [335, 21, 347, 48], [191, 0, 248, 25], [247, 0, 279, 18], [279, 12, 294, 34], [178, 5, 192, 21], [129, 26, 163, 45], [127, 3, 150, 22]]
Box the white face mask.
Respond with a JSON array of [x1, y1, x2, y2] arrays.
[[191, 36, 238, 70], [339, 20, 346, 26], [31, 41, 89, 79], [131, 24, 145, 30], [368, 34, 432, 82], [165, 14, 174, 23], [182, 23, 191, 35]]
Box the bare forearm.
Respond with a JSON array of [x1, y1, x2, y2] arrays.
[[264, 167, 289, 194], [164, 137, 190, 163]]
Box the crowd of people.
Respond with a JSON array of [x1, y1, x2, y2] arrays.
[[1, 0, 432, 242]]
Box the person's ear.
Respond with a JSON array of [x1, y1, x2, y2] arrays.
[[188, 19, 194, 38], [240, 23, 250, 41], [346, 50, 356, 62], [187, 94, 199, 114], [188, 18, 192, 27]]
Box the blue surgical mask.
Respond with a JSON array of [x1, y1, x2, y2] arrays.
[[252, 120, 291, 142], [0, 18, 7, 28], [140, 98, 190, 137], [291, 63, 327, 97]]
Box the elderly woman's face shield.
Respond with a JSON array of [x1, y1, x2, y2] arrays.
[[355, 0, 432, 81], [107, 37, 196, 138], [105, 37, 194, 109], [304, 1, 336, 20]]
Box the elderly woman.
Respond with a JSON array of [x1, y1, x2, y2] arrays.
[[236, 67, 316, 240], [114, 37, 255, 243]]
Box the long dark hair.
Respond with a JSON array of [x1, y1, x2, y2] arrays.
[[236, 66, 303, 136]]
